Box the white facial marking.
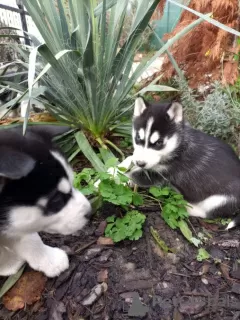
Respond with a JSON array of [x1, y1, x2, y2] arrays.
[[150, 131, 160, 144], [134, 97, 146, 117], [7, 186, 91, 237], [187, 195, 232, 218], [58, 177, 71, 194], [138, 128, 145, 140], [37, 198, 48, 207], [144, 117, 154, 148], [133, 133, 179, 169], [51, 150, 74, 183]]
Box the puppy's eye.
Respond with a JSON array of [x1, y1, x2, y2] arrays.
[[136, 132, 141, 142], [154, 139, 163, 147], [47, 192, 70, 213]]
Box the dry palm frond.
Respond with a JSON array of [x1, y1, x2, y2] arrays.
[[159, 0, 239, 88]]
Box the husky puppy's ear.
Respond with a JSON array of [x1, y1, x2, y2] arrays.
[[0, 147, 35, 180], [134, 97, 148, 117], [166, 102, 183, 123]]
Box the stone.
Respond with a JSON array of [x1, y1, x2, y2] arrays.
[[97, 269, 108, 283], [84, 247, 103, 261], [98, 249, 113, 262], [179, 297, 206, 315]]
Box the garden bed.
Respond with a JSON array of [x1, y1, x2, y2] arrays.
[[0, 204, 239, 320]]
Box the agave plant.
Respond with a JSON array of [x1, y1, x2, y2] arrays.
[[0, 0, 212, 170]]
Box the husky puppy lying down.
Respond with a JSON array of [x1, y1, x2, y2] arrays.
[[119, 97, 240, 230], [0, 125, 91, 277]]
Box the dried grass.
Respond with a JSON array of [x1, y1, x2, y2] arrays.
[[159, 0, 239, 88]]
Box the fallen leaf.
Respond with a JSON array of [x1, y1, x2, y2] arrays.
[[3, 271, 47, 311], [0, 264, 26, 299], [97, 237, 114, 246], [97, 269, 108, 283], [199, 220, 219, 231], [95, 221, 107, 236]]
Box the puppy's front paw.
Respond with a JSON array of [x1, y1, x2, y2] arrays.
[[29, 247, 69, 278], [0, 247, 25, 276]]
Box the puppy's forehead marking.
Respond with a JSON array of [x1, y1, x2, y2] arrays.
[[139, 128, 145, 140], [50, 151, 74, 183], [145, 117, 154, 148], [150, 131, 160, 144], [58, 178, 71, 194]]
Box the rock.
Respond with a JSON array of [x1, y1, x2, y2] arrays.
[[166, 253, 180, 265], [152, 241, 165, 258], [179, 297, 205, 315], [98, 249, 113, 262], [97, 269, 108, 283], [124, 268, 151, 281], [155, 282, 175, 298], [212, 239, 239, 248], [123, 262, 136, 272], [201, 277, 209, 285], [120, 279, 158, 292], [120, 292, 138, 300], [95, 221, 107, 236], [84, 247, 103, 261], [209, 247, 225, 260], [128, 292, 149, 317], [232, 283, 240, 295], [48, 301, 66, 320], [97, 237, 114, 246], [82, 283, 108, 306]]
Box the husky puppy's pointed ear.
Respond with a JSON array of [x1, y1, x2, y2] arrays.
[[134, 97, 148, 117], [166, 102, 183, 123], [0, 147, 35, 180]]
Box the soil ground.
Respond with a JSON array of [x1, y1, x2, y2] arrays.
[[0, 204, 240, 320]]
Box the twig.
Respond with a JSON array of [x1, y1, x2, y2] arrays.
[[74, 239, 96, 253], [193, 310, 211, 319], [183, 292, 210, 297], [168, 272, 199, 278]]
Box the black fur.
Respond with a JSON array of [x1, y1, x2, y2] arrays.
[[131, 100, 240, 226], [0, 125, 70, 230]]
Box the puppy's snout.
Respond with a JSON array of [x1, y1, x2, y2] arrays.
[[136, 160, 146, 168]]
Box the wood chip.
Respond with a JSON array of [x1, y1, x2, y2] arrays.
[[97, 237, 114, 246]]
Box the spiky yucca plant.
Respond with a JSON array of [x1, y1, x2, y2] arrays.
[[0, 0, 210, 169]]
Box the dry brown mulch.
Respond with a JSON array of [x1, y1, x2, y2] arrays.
[[0, 204, 239, 320]]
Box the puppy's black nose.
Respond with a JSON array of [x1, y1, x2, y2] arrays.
[[136, 161, 146, 168]]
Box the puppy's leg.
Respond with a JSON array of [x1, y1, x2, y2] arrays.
[[0, 245, 25, 276], [187, 195, 239, 230], [13, 233, 69, 277]]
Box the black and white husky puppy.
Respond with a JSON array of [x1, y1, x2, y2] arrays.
[[0, 125, 91, 277], [121, 97, 240, 230]]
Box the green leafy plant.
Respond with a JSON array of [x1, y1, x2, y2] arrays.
[[105, 211, 146, 242], [196, 248, 210, 262], [149, 186, 189, 228], [0, 0, 210, 166], [74, 158, 144, 209], [74, 161, 146, 242], [148, 186, 201, 246]]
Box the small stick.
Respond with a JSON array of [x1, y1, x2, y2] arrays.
[[75, 239, 96, 253]]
